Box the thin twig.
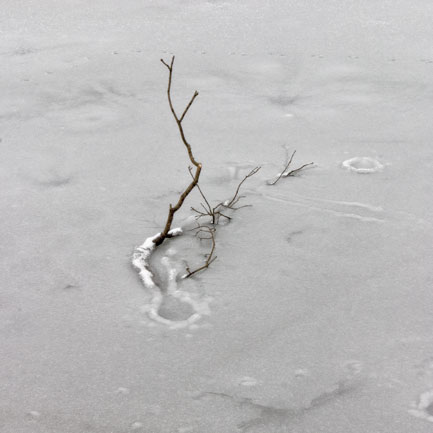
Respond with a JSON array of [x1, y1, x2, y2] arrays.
[[223, 166, 261, 208], [180, 91, 199, 122], [217, 212, 232, 221], [184, 225, 217, 278], [268, 150, 296, 185], [188, 166, 213, 214], [190, 166, 261, 225], [283, 162, 315, 177], [190, 207, 207, 217]]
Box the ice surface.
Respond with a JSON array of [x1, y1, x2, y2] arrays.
[[1, 1, 433, 432]]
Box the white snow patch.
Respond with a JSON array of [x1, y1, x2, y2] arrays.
[[294, 368, 310, 378], [115, 387, 130, 395], [238, 376, 259, 387], [130, 421, 144, 430], [409, 389, 433, 423]]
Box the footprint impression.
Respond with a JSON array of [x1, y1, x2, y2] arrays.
[[141, 253, 210, 329]]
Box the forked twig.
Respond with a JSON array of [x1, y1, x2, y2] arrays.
[[153, 56, 202, 246], [268, 150, 314, 186], [269, 150, 297, 185]]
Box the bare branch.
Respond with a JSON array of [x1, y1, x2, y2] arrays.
[[153, 56, 202, 246], [268, 149, 314, 185], [154, 165, 202, 246]]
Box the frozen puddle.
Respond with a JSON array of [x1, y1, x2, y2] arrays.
[[409, 389, 433, 423], [133, 230, 210, 329], [341, 157, 384, 173]]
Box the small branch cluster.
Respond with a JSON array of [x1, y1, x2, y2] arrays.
[[183, 166, 260, 277], [267, 150, 314, 186], [190, 166, 261, 225]]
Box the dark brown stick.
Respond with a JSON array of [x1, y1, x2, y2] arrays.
[[153, 165, 202, 246], [153, 56, 202, 246]]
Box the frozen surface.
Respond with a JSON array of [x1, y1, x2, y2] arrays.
[[1, 1, 433, 432]]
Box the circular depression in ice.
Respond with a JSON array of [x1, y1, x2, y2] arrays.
[[341, 157, 384, 174], [158, 295, 196, 321]]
